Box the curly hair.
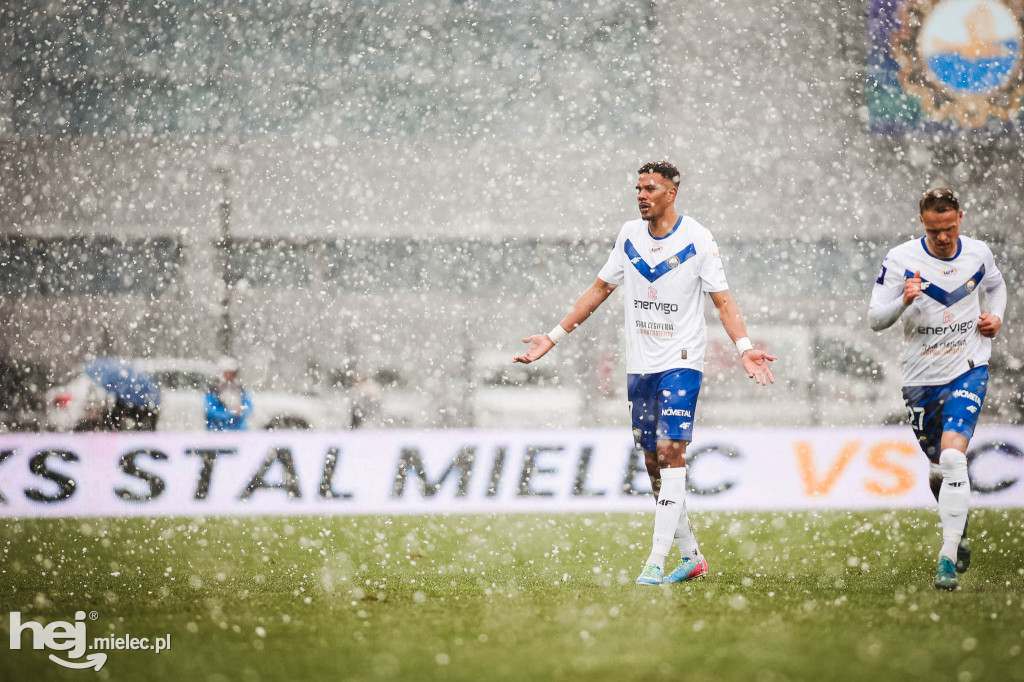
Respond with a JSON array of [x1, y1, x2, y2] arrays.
[[920, 187, 959, 214], [637, 161, 681, 188]]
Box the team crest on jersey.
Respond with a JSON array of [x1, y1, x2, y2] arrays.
[[891, 0, 1024, 128], [648, 286, 658, 300], [965, 278, 978, 291], [666, 256, 681, 269], [943, 310, 956, 324], [940, 266, 958, 277]]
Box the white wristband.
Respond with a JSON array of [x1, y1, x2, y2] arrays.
[[547, 324, 569, 345], [735, 337, 753, 355]]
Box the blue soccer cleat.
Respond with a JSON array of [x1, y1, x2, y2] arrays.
[[635, 563, 664, 585], [664, 556, 709, 583], [935, 556, 958, 591]]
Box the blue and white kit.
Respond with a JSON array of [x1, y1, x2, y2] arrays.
[[869, 235, 1007, 460], [597, 216, 729, 451]]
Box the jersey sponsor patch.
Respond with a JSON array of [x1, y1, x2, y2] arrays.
[[660, 407, 692, 417], [916, 319, 974, 335], [633, 300, 678, 314]]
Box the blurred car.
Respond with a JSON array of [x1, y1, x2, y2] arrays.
[[45, 358, 349, 432]]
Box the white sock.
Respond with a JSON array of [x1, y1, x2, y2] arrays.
[[646, 467, 686, 568], [928, 462, 943, 502], [937, 448, 970, 561], [675, 502, 702, 562]]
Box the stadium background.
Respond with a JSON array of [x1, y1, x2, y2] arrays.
[[2, 0, 1023, 428], [2, 4, 1024, 681]]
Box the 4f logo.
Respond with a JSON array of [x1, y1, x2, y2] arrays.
[[657, 499, 676, 506]]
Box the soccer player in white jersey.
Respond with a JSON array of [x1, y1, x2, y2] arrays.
[[869, 187, 1007, 591], [514, 161, 776, 585]]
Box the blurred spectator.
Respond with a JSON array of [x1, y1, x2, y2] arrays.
[[205, 357, 253, 430], [351, 373, 382, 428]]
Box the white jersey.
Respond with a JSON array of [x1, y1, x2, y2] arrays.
[[869, 235, 1007, 386], [598, 216, 729, 374]]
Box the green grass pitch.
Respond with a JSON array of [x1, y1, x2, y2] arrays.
[[2, 509, 1023, 681]]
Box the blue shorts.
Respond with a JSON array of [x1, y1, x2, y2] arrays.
[[902, 366, 989, 462], [627, 369, 702, 452]]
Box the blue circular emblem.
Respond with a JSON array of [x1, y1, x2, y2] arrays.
[[965, 278, 977, 291], [667, 256, 680, 269], [892, 0, 1024, 127], [919, 0, 1023, 94]]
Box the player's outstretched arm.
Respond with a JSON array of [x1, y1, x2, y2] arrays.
[[514, 278, 617, 364], [708, 290, 776, 387]]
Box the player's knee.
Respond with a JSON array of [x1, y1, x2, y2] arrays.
[[655, 441, 686, 467], [939, 449, 968, 481]]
